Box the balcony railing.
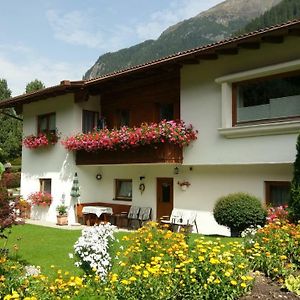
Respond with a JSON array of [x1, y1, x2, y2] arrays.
[[76, 143, 182, 165]]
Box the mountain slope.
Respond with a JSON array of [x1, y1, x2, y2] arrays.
[[84, 0, 281, 80], [237, 0, 300, 34]]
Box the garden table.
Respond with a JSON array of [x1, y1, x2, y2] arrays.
[[82, 206, 113, 225]]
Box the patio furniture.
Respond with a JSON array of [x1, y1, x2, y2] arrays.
[[82, 206, 113, 225], [127, 206, 140, 229], [137, 207, 152, 228], [160, 208, 199, 233]]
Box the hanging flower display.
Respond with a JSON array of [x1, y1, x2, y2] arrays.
[[62, 120, 198, 152], [23, 131, 59, 149], [27, 191, 52, 207]]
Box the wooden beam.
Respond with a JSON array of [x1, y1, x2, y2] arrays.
[[179, 58, 200, 65], [216, 48, 239, 55], [197, 53, 218, 60], [74, 89, 89, 103], [262, 35, 284, 43], [288, 28, 300, 36], [238, 42, 260, 49]]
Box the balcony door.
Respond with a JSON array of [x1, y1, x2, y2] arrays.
[[156, 178, 173, 220]]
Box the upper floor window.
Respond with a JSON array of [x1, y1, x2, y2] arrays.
[[37, 113, 56, 135], [265, 181, 290, 207], [117, 109, 130, 127], [234, 72, 300, 124], [82, 110, 99, 133], [159, 103, 174, 121]]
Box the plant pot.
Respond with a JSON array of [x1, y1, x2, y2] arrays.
[[56, 215, 68, 226]]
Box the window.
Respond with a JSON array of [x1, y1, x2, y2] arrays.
[[234, 72, 300, 124], [82, 110, 99, 133], [115, 179, 132, 201], [265, 181, 290, 207], [159, 103, 174, 121], [116, 109, 130, 127], [38, 113, 56, 134], [40, 178, 52, 194]]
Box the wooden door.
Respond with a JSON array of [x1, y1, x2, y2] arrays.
[[156, 178, 173, 220]]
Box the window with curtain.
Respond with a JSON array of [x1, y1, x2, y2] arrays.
[[115, 179, 132, 200], [40, 178, 52, 194], [265, 181, 290, 207], [82, 110, 99, 133], [37, 113, 56, 134]]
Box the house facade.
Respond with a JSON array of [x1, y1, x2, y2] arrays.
[[2, 20, 300, 235]]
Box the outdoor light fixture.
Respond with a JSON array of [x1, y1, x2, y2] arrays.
[[96, 173, 102, 181], [174, 167, 179, 175]]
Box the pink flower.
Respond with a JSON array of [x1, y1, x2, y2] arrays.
[[62, 120, 198, 152]]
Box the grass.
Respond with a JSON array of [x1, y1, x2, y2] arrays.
[[4, 224, 82, 276], [3, 224, 241, 277]]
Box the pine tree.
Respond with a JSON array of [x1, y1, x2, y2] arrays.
[[289, 134, 300, 222]]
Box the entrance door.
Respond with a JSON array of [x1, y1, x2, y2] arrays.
[[156, 178, 173, 220]]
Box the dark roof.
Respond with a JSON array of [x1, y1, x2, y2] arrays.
[[1, 19, 300, 108]]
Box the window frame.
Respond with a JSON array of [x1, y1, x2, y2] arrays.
[[39, 178, 52, 194], [114, 179, 132, 201], [82, 110, 99, 133], [265, 181, 291, 206], [37, 113, 56, 135], [115, 109, 130, 128], [232, 70, 300, 127]]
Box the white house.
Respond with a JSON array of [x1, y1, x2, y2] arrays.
[[1, 20, 300, 235]]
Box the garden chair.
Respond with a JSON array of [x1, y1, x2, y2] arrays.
[[127, 206, 140, 229], [137, 207, 152, 228]]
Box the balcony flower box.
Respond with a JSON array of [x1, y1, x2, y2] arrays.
[[23, 131, 59, 149], [62, 120, 197, 152]]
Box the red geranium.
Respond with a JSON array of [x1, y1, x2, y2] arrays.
[[62, 120, 198, 152], [28, 191, 52, 207], [23, 131, 59, 149]]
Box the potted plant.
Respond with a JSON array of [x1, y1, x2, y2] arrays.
[[56, 204, 68, 226], [177, 180, 191, 191]]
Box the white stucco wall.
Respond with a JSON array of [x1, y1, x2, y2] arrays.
[[22, 94, 81, 222], [181, 36, 300, 166]]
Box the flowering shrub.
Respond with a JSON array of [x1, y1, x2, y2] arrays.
[[28, 192, 52, 206], [62, 120, 198, 152], [105, 222, 253, 300], [73, 223, 116, 279], [244, 221, 300, 280], [23, 131, 59, 149], [267, 205, 289, 223]]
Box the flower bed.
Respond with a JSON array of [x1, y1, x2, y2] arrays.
[[28, 191, 52, 207], [62, 120, 198, 152], [23, 132, 59, 149]]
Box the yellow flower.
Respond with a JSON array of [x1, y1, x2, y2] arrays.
[[230, 280, 238, 286], [198, 256, 205, 262], [190, 267, 196, 274], [121, 279, 130, 285]]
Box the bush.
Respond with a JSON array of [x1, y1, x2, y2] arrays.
[[213, 192, 266, 236], [1, 172, 20, 188]]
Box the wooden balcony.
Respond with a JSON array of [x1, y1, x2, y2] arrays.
[[75, 143, 182, 165]]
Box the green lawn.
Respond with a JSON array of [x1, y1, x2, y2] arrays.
[[3, 224, 240, 277], [4, 224, 82, 276]]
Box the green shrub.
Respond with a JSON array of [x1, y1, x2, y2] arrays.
[[213, 192, 266, 236], [289, 134, 300, 222]]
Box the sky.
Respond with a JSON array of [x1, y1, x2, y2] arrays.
[[0, 0, 224, 96]]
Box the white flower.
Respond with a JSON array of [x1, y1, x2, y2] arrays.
[[68, 253, 74, 259]]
